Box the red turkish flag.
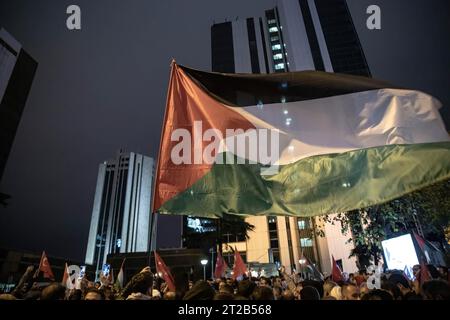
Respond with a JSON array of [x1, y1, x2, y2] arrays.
[[232, 248, 247, 280], [331, 255, 343, 283], [38, 251, 55, 280], [214, 252, 228, 279], [154, 251, 176, 292]]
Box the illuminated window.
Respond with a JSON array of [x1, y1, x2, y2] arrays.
[[298, 220, 306, 230], [270, 36, 279, 42], [272, 44, 281, 50], [273, 53, 283, 60], [300, 238, 313, 247], [269, 27, 278, 33], [274, 63, 285, 70]]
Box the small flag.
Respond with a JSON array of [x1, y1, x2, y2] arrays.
[[214, 252, 228, 279], [154, 251, 176, 292], [232, 248, 247, 280], [61, 263, 73, 289], [36, 251, 55, 280], [403, 265, 414, 281], [115, 259, 126, 289], [412, 231, 429, 263], [331, 255, 343, 283], [300, 251, 323, 281]]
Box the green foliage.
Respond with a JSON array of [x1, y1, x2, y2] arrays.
[[317, 180, 450, 267], [220, 214, 255, 241]]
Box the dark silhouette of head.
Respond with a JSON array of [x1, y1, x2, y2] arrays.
[[381, 280, 402, 300], [361, 289, 393, 300], [300, 286, 320, 300], [183, 280, 215, 300], [302, 280, 324, 298], [251, 286, 274, 300], [237, 279, 256, 298], [121, 270, 153, 298], [421, 279, 450, 300], [84, 287, 105, 300], [40, 283, 66, 300]]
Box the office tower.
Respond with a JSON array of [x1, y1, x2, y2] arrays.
[[211, 0, 370, 77], [0, 28, 38, 181], [85, 151, 157, 276]]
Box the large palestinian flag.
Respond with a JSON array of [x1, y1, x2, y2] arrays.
[[153, 62, 450, 218]]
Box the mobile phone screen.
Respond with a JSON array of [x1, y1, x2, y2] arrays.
[[102, 263, 110, 276], [79, 265, 86, 279]]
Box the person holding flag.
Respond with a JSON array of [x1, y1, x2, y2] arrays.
[[34, 251, 55, 280], [154, 251, 176, 292], [232, 248, 247, 280], [331, 255, 344, 283], [299, 251, 324, 281], [214, 252, 228, 279], [61, 263, 73, 289]]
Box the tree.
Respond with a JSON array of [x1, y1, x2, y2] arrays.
[[216, 214, 255, 263], [316, 180, 450, 269], [182, 214, 254, 260]]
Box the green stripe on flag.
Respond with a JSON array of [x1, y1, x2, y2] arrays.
[[159, 142, 450, 218]]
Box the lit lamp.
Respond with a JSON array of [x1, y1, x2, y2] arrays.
[[201, 259, 208, 281]]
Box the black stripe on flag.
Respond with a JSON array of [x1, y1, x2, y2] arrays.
[[180, 65, 401, 107]]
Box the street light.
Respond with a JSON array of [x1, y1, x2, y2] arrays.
[[201, 259, 208, 281]]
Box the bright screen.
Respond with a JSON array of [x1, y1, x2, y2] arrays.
[[382, 233, 419, 273], [186, 216, 216, 233]]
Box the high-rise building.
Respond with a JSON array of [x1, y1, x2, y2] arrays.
[[0, 28, 38, 181], [85, 151, 157, 277], [211, 0, 370, 77], [208, 0, 370, 275]]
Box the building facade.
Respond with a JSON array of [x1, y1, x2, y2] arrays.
[[85, 151, 157, 277], [209, 0, 369, 275], [0, 28, 38, 181], [211, 0, 370, 77]]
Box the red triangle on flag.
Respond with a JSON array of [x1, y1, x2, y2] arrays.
[[331, 255, 343, 283], [154, 251, 176, 292], [214, 252, 228, 279], [38, 251, 55, 280], [232, 248, 247, 280]]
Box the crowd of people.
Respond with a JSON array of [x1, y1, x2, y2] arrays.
[[0, 263, 449, 300]]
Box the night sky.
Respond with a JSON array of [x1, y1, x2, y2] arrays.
[[0, 0, 449, 262]]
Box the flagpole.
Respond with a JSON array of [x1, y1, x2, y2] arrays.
[[149, 60, 177, 269]]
